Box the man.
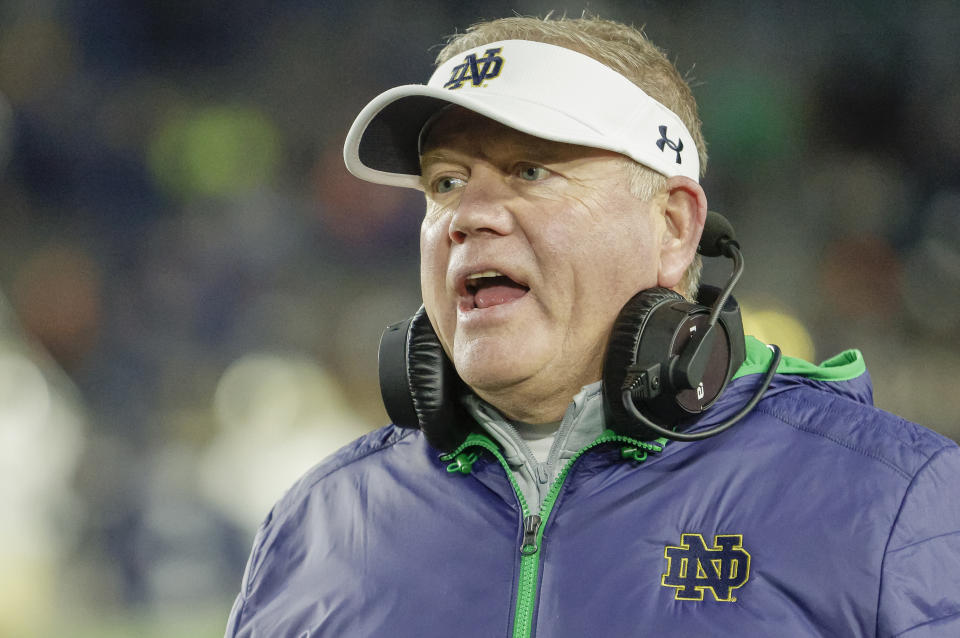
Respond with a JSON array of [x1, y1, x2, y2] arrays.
[[226, 16, 960, 637]]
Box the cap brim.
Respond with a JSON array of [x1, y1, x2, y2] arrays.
[[344, 84, 609, 189]]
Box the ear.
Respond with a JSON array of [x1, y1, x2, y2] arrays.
[[656, 176, 707, 289]]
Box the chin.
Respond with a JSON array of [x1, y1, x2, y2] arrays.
[[455, 359, 531, 393], [452, 343, 538, 394]]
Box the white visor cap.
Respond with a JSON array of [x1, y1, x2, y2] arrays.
[[343, 39, 700, 189]]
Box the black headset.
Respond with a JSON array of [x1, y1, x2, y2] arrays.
[[378, 212, 781, 452]]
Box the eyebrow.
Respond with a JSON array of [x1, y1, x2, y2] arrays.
[[419, 149, 458, 170]]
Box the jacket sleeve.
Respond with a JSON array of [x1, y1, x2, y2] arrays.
[[223, 508, 275, 638], [877, 444, 960, 637]]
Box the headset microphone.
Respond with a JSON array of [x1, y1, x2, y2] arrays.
[[616, 211, 782, 441], [697, 210, 739, 258]]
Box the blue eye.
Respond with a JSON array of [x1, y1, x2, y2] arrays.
[[518, 165, 549, 181], [434, 176, 465, 193]]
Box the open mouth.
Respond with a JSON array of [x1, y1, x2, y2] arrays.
[[465, 270, 530, 309]]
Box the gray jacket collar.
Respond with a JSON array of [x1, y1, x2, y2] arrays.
[[462, 382, 606, 511]]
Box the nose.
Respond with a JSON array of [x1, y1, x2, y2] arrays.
[[448, 166, 516, 244]]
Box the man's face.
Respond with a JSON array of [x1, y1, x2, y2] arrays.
[[419, 109, 667, 422]]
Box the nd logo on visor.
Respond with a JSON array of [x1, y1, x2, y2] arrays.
[[444, 47, 504, 89]]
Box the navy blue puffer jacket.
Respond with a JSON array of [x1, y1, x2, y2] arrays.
[[226, 341, 960, 637]]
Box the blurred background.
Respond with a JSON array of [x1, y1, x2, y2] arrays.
[[1, 0, 958, 635]]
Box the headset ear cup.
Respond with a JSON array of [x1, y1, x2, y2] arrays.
[[379, 307, 473, 452], [603, 287, 685, 439]]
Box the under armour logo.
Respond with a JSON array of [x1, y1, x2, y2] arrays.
[[444, 48, 504, 89], [661, 533, 751, 602], [656, 125, 684, 164]]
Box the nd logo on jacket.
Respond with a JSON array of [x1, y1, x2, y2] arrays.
[[662, 533, 751, 602]]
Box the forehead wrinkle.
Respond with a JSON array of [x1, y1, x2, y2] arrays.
[[423, 135, 545, 165]]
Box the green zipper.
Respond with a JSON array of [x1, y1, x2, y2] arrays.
[[443, 430, 667, 638]]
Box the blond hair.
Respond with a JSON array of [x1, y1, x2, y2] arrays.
[[436, 15, 705, 299]]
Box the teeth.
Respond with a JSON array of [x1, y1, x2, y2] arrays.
[[466, 270, 503, 280]]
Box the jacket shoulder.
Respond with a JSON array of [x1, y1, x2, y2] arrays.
[[757, 381, 957, 481], [237, 425, 419, 595], [271, 424, 415, 519]]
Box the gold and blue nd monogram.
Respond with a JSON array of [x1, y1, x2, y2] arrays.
[[661, 533, 751, 602], [443, 47, 504, 89]]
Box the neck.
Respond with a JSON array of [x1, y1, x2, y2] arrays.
[[470, 384, 574, 423], [468, 361, 604, 423]]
